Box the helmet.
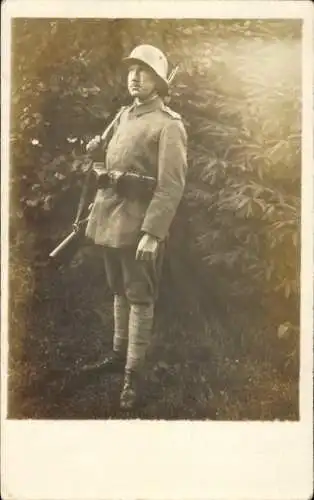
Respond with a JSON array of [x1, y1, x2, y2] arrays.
[[123, 44, 169, 91]]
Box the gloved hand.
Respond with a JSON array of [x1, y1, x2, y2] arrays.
[[86, 135, 101, 153]]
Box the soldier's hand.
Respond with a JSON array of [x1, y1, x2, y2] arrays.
[[86, 135, 101, 152], [136, 233, 159, 261]]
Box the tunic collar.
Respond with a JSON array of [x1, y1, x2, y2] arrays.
[[130, 95, 163, 117]]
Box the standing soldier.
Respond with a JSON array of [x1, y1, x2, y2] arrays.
[[84, 44, 188, 410]]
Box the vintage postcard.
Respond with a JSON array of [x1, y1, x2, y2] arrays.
[[1, 0, 313, 499]]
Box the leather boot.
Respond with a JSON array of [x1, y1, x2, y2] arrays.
[[120, 369, 141, 410], [81, 350, 126, 373]]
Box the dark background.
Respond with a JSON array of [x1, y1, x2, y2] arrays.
[[9, 18, 301, 419]]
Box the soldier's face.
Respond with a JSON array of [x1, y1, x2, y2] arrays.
[[127, 63, 158, 101]]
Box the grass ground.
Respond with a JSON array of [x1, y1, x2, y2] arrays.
[[8, 245, 299, 421]]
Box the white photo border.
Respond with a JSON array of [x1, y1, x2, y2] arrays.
[[1, 2, 313, 499]]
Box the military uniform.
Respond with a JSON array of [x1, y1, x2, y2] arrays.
[[84, 45, 187, 410], [86, 95, 187, 303]]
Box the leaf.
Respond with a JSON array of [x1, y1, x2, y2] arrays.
[[254, 198, 266, 212], [284, 281, 291, 299], [265, 266, 273, 281], [25, 198, 40, 207], [277, 323, 289, 339], [43, 195, 53, 211], [246, 201, 254, 217], [157, 361, 169, 370], [236, 196, 249, 210]]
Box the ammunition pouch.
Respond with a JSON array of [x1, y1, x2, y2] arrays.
[[92, 164, 156, 201], [116, 172, 156, 201]]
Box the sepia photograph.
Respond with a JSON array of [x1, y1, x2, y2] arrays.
[[1, 1, 313, 499], [8, 16, 302, 421]]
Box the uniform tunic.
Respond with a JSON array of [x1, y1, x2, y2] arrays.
[[85, 96, 188, 248]]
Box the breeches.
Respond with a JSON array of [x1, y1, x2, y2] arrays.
[[103, 243, 165, 304]]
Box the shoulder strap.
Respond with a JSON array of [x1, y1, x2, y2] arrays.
[[100, 106, 125, 142], [101, 102, 136, 142], [161, 103, 182, 120]]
